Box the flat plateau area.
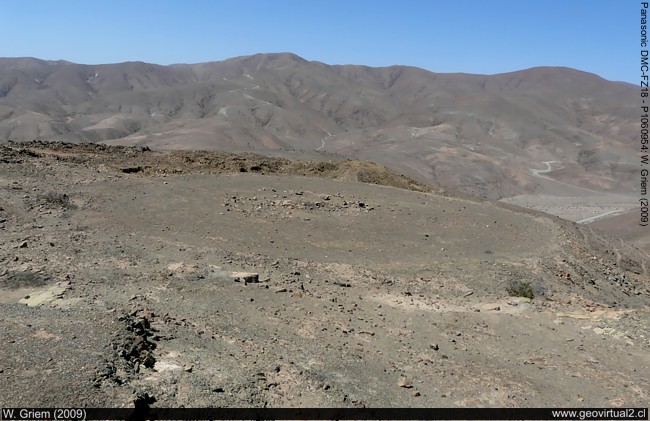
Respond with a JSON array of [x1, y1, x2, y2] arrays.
[[0, 143, 648, 408], [500, 194, 637, 225]]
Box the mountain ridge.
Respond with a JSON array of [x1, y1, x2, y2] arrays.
[[0, 53, 638, 199], [0, 54, 631, 84]]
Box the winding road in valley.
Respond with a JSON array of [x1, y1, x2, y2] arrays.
[[316, 130, 333, 151], [531, 160, 601, 194]]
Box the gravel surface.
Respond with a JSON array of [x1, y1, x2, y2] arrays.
[[1, 143, 648, 408]]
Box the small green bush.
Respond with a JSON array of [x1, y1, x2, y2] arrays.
[[506, 280, 534, 299]]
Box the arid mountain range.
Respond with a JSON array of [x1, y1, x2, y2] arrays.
[[1, 54, 649, 410], [0, 53, 638, 199]]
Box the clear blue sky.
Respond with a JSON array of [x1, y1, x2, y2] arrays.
[[0, 1, 636, 84]]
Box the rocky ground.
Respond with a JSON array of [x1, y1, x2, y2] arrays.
[[0, 142, 649, 408]]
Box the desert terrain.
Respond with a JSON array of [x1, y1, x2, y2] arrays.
[[2, 54, 641, 251], [1, 53, 648, 410], [0, 54, 638, 203], [0, 142, 648, 408]]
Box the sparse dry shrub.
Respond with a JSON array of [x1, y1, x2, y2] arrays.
[[506, 280, 534, 299], [38, 191, 76, 210]]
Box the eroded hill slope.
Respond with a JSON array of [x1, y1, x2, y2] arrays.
[[0, 143, 648, 408]]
